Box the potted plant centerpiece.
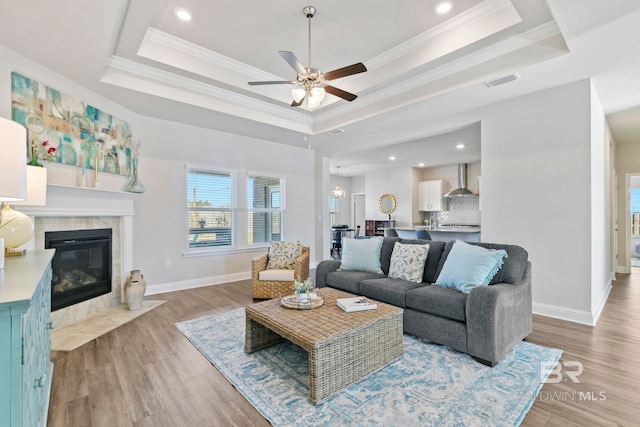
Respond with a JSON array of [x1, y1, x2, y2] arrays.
[[292, 277, 316, 302]]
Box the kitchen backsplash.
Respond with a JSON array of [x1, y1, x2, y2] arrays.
[[433, 197, 481, 225]]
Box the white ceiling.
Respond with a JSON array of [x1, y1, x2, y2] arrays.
[[0, 0, 638, 177]]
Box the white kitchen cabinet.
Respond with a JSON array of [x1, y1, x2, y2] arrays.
[[418, 180, 448, 211]]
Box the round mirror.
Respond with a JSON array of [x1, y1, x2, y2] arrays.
[[378, 193, 396, 216]]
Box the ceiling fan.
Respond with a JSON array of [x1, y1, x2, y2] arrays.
[[248, 5, 367, 109]]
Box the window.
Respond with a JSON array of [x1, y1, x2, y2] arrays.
[[187, 169, 235, 248], [248, 175, 284, 244]]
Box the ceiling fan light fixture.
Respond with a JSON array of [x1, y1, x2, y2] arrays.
[[248, 5, 366, 107], [292, 87, 307, 103], [311, 86, 326, 102], [307, 94, 322, 109]]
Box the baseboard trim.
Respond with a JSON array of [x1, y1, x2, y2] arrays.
[[616, 265, 631, 274], [591, 281, 613, 326], [146, 272, 251, 295], [533, 303, 595, 326]]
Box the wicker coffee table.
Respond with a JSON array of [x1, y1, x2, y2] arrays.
[[244, 287, 403, 404]]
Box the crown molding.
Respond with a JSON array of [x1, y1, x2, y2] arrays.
[[314, 21, 565, 132], [141, 28, 279, 82], [102, 56, 314, 133], [367, 0, 521, 70]]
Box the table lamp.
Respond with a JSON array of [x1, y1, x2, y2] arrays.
[[0, 118, 27, 267], [3, 165, 48, 256]]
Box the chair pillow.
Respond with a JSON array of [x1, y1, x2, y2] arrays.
[[339, 237, 384, 273], [267, 241, 302, 270], [435, 240, 507, 293], [388, 242, 429, 283]]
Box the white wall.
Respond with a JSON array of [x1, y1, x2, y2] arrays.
[[480, 79, 611, 324], [589, 83, 613, 319], [0, 45, 317, 292], [364, 168, 413, 226]]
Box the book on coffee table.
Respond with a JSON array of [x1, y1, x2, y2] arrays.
[[336, 297, 377, 312]]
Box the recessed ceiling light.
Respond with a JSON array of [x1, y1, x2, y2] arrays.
[[456, 143, 465, 149], [389, 156, 396, 160], [436, 2, 453, 14], [175, 8, 192, 21], [419, 163, 425, 167]]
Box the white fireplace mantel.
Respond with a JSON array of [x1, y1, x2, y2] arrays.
[[17, 184, 141, 217]]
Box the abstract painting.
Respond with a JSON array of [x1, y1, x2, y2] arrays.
[[11, 71, 132, 176]]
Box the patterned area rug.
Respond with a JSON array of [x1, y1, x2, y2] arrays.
[[176, 308, 562, 427]]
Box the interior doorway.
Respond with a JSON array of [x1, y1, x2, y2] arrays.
[[353, 193, 366, 236], [625, 174, 640, 269]]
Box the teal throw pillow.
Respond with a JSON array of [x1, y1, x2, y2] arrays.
[[339, 237, 384, 274], [388, 242, 430, 283], [435, 240, 507, 293]]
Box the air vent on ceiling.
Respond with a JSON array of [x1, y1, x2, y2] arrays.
[[485, 73, 520, 88], [326, 129, 344, 135]]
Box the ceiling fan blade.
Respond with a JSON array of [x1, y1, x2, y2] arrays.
[[322, 63, 367, 81], [324, 85, 358, 102], [279, 51, 307, 76], [248, 80, 298, 86], [291, 95, 306, 107]]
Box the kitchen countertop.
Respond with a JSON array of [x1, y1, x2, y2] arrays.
[[395, 226, 481, 233]]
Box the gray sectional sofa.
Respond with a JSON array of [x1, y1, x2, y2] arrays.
[[315, 237, 532, 366]]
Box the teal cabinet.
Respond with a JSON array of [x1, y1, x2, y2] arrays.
[[0, 250, 55, 427]]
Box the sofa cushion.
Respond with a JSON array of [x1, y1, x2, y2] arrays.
[[388, 242, 430, 283], [360, 277, 426, 307], [435, 240, 507, 293], [339, 237, 384, 273], [326, 270, 385, 294], [436, 241, 528, 285], [405, 285, 468, 322], [266, 241, 302, 269], [400, 239, 445, 283]]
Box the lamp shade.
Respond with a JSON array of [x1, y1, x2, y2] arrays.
[[0, 118, 27, 202], [13, 166, 47, 206]]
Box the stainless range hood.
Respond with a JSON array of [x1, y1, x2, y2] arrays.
[[444, 164, 477, 198]]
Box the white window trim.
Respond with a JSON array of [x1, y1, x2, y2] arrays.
[[247, 175, 286, 245], [186, 165, 237, 251]]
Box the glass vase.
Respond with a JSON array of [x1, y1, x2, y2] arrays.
[[125, 158, 146, 193]]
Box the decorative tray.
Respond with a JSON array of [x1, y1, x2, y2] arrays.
[[279, 294, 324, 310]]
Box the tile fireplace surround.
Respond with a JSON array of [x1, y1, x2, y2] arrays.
[[17, 184, 139, 329]]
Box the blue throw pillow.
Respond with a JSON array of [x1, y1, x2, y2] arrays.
[[339, 237, 384, 274], [435, 240, 507, 293]]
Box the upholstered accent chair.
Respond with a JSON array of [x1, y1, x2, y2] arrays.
[[251, 246, 310, 299]]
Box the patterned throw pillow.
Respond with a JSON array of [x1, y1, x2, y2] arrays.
[[388, 242, 430, 283], [267, 241, 303, 270]]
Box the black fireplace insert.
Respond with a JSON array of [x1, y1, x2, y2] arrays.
[[45, 228, 112, 311]]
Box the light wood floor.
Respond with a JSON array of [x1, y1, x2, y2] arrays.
[[47, 272, 640, 426]]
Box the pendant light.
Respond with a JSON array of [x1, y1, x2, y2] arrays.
[[331, 166, 346, 199]]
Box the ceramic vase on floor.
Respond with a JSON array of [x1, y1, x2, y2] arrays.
[[124, 269, 147, 310]]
